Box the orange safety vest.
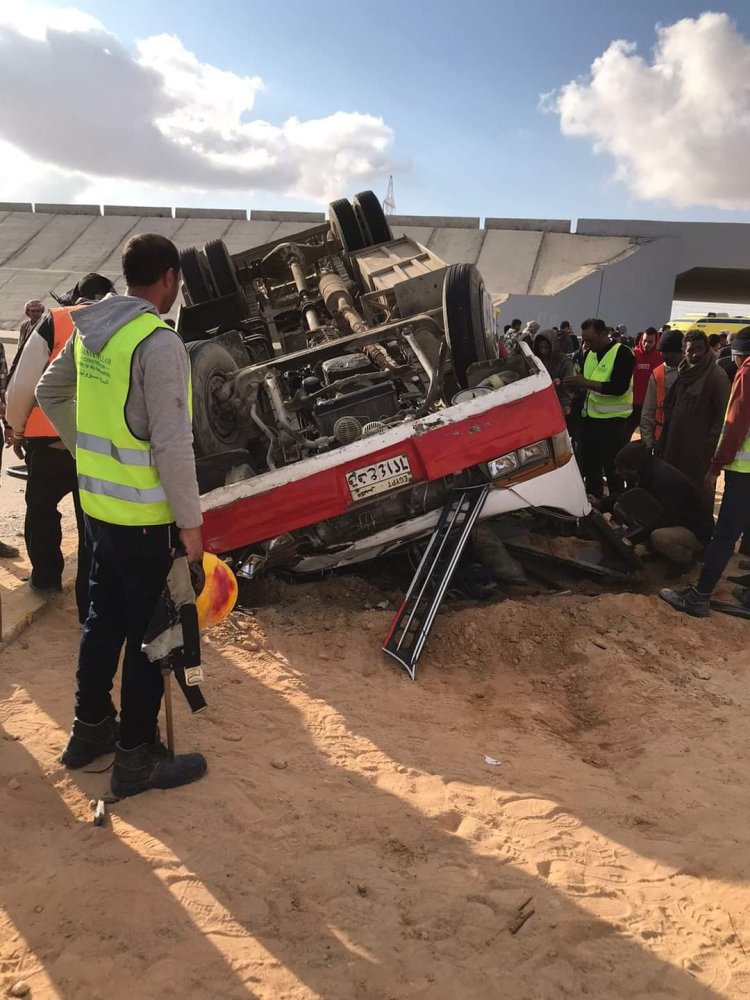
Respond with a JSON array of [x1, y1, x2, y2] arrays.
[[23, 305, 83, 438], [653, 363, 667, 442]]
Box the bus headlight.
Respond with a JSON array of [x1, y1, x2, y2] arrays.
[[487, 452, 520, 478]]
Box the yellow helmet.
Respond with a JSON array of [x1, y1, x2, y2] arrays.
[[192, 552, 238, 628]]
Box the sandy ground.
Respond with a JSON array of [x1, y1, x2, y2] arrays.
[[2, 543, 750, 999]]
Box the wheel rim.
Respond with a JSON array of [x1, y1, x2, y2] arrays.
[[205, 369, 237, 442]]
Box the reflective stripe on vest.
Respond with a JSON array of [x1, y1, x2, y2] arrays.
[[24, 306, 82, 437], [74, 312, 191, 526], [720, 394, 750, 473], [653, 363, 667, 442], [582, 343, 633, 419]]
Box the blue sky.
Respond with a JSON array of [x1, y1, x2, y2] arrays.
[[54, 0, 750, 223], [0, 0, 750, 227]]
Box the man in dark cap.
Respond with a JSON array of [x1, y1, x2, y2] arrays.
[[640, 330, 683, 449]]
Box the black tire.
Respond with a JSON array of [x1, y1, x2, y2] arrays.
[[187, 340, 246, 457], [442, 263, 495, 388], [353, 190, 393, 245], [205, 239, 241, 298], [180, 247, 214, 304], [328, 198, 366, 254]]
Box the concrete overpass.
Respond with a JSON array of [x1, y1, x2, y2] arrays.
[[1, 202, 749, 332]]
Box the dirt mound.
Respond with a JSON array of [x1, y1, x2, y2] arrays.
[[3, 577, 750, 999]]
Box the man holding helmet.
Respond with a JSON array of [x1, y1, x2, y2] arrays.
[[37, 234, 208, 798]]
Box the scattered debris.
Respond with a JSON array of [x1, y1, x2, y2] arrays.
[[271, 759, 288, 770], [508, 896, 535, 934], [93, 799, 106, 827], [7, 777, 20, 790], [10, 982, 31, 998], [483, 756, 502, 766], [729, 912, 747, 957]]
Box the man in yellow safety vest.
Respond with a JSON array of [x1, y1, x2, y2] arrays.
[[563, 318, 635, 500], [661, 326, 750, 617], [36, 234, 207, 798]]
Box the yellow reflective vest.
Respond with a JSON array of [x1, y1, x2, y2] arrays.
[[74, 313, 191, 526], [582, 343, 633, 419]]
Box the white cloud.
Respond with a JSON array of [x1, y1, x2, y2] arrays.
[[0, 4, 394, 204], [545, 12, 750, 210], [136, 34, 264, 137], [0, 4, 103, 39], [0, 140, 90, 202]]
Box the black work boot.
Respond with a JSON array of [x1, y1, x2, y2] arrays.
[[658, 586, 711, 618], [60, 716, 118, 768], [111, 742, 207, 799]]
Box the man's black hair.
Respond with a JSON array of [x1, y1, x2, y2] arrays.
[[560, 320, 571, 330], [684, 329, 708, 347], [707, 333, 721, 348], [122, 233, 180, 287], [511, 318, 522, 328], [76, 272, 115, 300], [615, 440, 651, 472], [582, 318, 607, 336]]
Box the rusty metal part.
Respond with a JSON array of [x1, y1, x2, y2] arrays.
[[319, 272, 368, 336], [289, 260, 321, 333], [414, 340, 448, 417], [362, 342, 400, 371]]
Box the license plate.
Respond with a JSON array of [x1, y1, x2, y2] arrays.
[[346, 454, 413, 501]]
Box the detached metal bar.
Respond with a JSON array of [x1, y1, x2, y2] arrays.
[[383, 484, 490, 679]]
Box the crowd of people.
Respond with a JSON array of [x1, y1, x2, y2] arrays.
[[505, 314, 750, 616]]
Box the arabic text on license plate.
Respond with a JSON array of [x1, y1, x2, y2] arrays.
[[347, 455, 413, 501]]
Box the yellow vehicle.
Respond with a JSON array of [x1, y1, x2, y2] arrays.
[[670, 313, 750, 337]]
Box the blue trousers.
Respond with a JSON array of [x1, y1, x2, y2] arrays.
[[697, 470, 750, 594], [75, 517, 173, 748]]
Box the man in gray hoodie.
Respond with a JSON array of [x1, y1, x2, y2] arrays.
[[36, 233, 207, 799]]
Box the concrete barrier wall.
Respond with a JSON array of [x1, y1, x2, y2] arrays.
[[103, 205, 172, 217], [251, 210, 325, 223], [35, 203, 100, 215], [10, 203, 750, 335], [389, 214, 480, 229], [11, 215, 99, 270], [486, 218, 571, 233], [0, 212, 53, 266], [175, 207, 247, 219], [97, 216, 186, 273]]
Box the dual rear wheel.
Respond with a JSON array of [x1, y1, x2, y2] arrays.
[[327, 190, 393, 254]]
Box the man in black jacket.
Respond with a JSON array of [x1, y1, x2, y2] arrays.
[[613, 441, 714, 571], [6, 273, 114, 617]]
